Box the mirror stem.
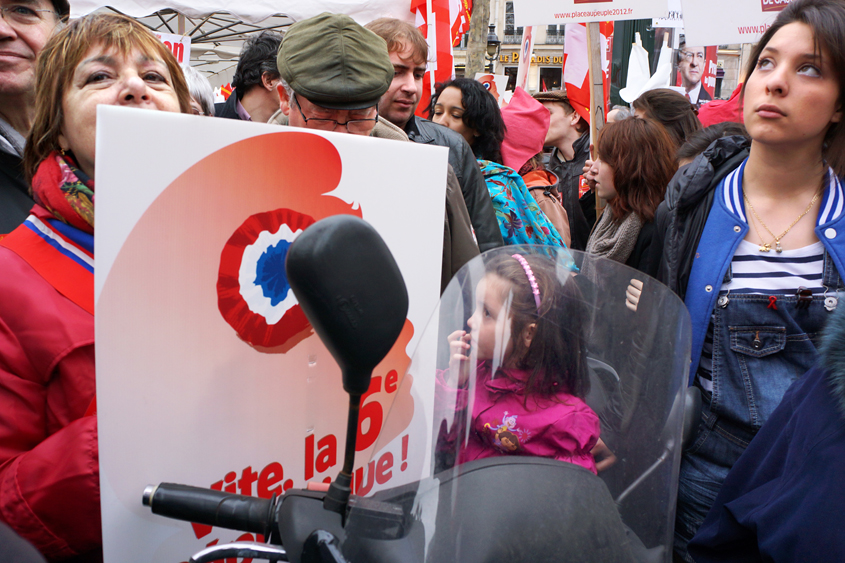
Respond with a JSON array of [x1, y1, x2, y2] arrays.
[[323, 393, 362, 518]]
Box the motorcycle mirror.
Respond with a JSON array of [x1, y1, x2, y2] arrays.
[[286, 215, 409, 517], [285, 215, 409, 396]]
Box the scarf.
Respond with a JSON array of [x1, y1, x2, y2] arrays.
[[30, 151, 95, 234], [585, 207, 643, 264]]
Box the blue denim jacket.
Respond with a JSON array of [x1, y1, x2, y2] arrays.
[[685, 160, 845, 385]]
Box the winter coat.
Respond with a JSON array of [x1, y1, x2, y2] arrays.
[[544, 132, 592, 250], [436, 363, 600, 474], [213, 88, 244, 120], [652, 135, 751, 300], [0, 119, 33, 235], [478, 160, 566, 247], [404, 116, 503, 252], [688, 305, 845, 563], [0, 206, 100, 561]]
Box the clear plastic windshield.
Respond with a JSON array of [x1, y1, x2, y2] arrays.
[[343, 247, 692, 563]]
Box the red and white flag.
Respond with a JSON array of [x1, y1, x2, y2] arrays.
[[562, 22, 614, 124], [411, 0, 462, 117], [450, 0, 472, 47], [515, 26, 535, 93]]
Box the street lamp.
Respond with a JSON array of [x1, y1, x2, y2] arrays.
[[485, 24, 501, 72]]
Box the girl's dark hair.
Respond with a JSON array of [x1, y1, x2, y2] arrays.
[[632, 88, 702, 149], [741, 0, 845, 176], [485, 254, 590, 403], [676, 122, 750, 164], [429, 77, 505, 164], [597, 117, 677, 224]]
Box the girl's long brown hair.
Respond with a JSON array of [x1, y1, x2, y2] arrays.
[[597, 117, 677, 224]]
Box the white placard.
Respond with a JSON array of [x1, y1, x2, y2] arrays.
[[154, 32, 192, 67], [71, 0, 415, 24], [653, 0, 683, 28], [681, 0, 786, 46], [514, 0, 670, 26], [95, 107, 446, 562]]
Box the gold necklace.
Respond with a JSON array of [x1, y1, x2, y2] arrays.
[[743, 190, 820, 253]]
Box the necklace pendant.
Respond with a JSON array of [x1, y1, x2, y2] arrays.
[[759, 243, 771, 253], [775, 242, 783, 253]]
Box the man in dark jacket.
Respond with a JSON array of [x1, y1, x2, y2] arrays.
[[365, 18, 502, 252], [214, 31, 283, 124], [533, 90, 592, 250], [0, 0, 67, 235]]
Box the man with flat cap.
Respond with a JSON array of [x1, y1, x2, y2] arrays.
[[269, 12, 478, 291]]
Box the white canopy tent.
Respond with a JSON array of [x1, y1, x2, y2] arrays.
[[71, 1, 414, 87]]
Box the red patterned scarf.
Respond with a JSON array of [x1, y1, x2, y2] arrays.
[[30, 151, 95, 233]]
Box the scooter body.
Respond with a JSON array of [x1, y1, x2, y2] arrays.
[[144, 219, 693, 563]]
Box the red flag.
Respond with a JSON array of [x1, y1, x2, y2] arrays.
[[562, 22, 613, 124], [451, 0, 472, 47], [220, 82, 233, 101], [411, 0, 455, 118]]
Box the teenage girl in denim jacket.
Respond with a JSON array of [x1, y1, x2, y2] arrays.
[[664, 1, 845, 559]]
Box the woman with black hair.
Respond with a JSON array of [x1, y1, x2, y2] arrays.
[[430, 82, 565, 247], [430, 77, 505, 163]]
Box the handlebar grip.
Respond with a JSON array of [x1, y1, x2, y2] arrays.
[[143, 483, 275, 536]]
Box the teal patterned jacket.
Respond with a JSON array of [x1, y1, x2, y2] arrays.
[[478, 159, 566, 247]]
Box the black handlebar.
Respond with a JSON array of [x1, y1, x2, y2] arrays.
[[143, 483, 276, 538]]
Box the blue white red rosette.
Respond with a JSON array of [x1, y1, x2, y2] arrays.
[[217, 208, 315, 349]]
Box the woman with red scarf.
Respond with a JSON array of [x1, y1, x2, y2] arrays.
[[0, 14, 191, 561]]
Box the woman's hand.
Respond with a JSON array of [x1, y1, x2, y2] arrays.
[[447, 330, 471, 386], [591, 438, 618, 472], [625, 279, 644, 312], [582, 158, 598, 191]]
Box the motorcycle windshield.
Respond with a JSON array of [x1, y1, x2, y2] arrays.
[[343, 247, 691, 563]]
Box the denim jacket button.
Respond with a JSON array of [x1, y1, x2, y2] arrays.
[[734, 225, 741, 232], [825, 228, 837, 239], [705, 285, 713, 292]]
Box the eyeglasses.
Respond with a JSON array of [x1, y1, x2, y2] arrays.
[[0, 4, 57, 26], [679, 50, 705, 62], [293, 93, 378, 134]]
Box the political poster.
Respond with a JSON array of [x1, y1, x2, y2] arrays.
[[513, 0, 669, 26], [675, 44, 718, 106], [95, 107, 446, 562], [681, 0, 788, 46]]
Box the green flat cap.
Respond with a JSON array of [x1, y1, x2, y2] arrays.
[[278, 12, 394, 110]]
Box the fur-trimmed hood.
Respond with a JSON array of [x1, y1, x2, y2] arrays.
[[819, 304, 845, 417]]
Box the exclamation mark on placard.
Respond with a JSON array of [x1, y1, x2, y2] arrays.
[[401, 434, 409, 471]]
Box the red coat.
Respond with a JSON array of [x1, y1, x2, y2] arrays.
[[0, 208, 100, 561]]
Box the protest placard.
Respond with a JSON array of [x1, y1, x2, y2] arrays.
[[95, 107, 446, 562], [681, 0, 788, 45], [514, 0, 669, 26]]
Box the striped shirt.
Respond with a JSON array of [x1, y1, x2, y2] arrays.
[[696, 160, 844, 394]]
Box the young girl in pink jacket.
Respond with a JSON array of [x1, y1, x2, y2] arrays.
[[436, 253, 601, 474]]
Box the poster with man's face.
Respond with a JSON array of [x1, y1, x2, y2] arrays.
[[675, 44, 718, 106]]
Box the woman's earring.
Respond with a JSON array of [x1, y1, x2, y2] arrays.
[[59, 147, 66, 156]]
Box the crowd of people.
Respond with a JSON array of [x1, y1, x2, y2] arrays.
[[0, 0, 844, 560]]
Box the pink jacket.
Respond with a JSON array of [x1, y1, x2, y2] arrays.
[[436, 362, 600, 474]]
